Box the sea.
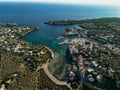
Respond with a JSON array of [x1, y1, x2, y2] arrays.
[[0, 2, 120, 79]]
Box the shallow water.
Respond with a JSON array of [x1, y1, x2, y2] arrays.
[[0, 2, 120, 78]]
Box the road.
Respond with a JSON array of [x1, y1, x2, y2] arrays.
[[37, 61, 72, 90]]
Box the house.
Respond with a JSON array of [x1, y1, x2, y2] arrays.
[[91, 61, 98, 67], [69, 71, 75, 77], [96, 74, 102, 81], [69, 71, 75, 80], [87, 68, 94, 72]]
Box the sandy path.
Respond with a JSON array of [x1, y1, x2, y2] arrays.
[[39, 61, 72, 90]]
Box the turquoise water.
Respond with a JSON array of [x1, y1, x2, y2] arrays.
[[0, 2, 120, 78], [0, 2, 119, 51]]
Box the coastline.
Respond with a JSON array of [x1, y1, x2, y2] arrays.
[[0, 22, 71, 90], [44, 46, 55, 58], [1, 17, 120, 90], [17, 24, 72, 89], [1, 3, 120, 89]]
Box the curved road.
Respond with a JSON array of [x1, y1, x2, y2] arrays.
[[40, 61, 72, 90]]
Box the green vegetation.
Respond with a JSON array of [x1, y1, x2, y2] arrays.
[[45, 20, 82, 25], [51, 18, 120, 46], [37, 69, 69, 90], [45, 18, 120, 26], [0, 22, 69, 90], [79, 18, 120, 46], [47, 18, 120, 90], [1, 17, 120, 90]]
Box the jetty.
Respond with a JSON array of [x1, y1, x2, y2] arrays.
[[57, 36, 65, 39], [58, 38, 69, 45]]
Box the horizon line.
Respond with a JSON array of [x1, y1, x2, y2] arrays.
[[0, 0, 120, 7]]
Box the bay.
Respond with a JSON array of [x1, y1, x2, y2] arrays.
[[0, 2, 119, 79]]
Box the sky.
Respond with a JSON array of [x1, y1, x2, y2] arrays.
[[0, 0, 120, 6]]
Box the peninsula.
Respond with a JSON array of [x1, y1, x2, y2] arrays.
[[0, 22, 70, 90], [1, 17, 120, 90]]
